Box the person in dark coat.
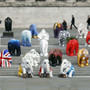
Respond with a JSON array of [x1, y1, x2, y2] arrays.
[[62, 20, 67, 30], [5, 17, 12, 31], [87, 15, 90, 29], [70, 15, 77, 30]]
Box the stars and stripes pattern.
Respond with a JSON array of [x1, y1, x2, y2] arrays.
[[0, 49, 12, 67]]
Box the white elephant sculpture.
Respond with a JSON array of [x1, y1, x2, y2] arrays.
[[18, 49, 40, 78], [38, 29, 49, 57], [21, 30, 31, 46], [77, 23, 88, 38], [39, 59, 53, 78], [59, 59, 75, 78], [58, 31, 70, 47]]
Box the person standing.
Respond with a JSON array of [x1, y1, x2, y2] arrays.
[[87, 15, 90, 29], [62, 20, 67, 30], [70, 15, 77, 30]]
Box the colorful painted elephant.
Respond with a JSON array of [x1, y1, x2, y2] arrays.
[[58, 31, 70, 47], [59, 59, 75, 78], [29, 24, 38, 38], [8, 39, 21, 56], [77, 23, 88, 38], [85, 31, 90, 47], [53, 23, 63, 38], [38, 29, 49, 57], [21, 30, 31, 47], [49, 49, 62, 67], [77, 48, 89, 67], [66, 39, 79, 56], [39, 59, 53, 78]]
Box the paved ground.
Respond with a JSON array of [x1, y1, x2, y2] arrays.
[[0, 28, 90, 90]]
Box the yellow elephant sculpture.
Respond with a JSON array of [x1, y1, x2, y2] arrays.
[[77, 48, 89, 67]]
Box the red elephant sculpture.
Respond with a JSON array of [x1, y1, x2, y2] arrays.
[[86, 31, 90, 45], [66, 39, 79, 56]]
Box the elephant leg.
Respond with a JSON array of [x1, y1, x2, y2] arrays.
[[68, 70, 74, 77], [27, 37, 31, 46], [28, 69, 33, 78], [22, 68, 27, 78], [80, 58, 85, 67], [8, 46, 12, 55], [74, 45, 79, 56], [16, 46, 21, 56], [85, 58, 89, 66], [40, 41, 44, 56], [11, 46, 15, 56], [69, 48, 74, 56], [44, 42, 48, 57]]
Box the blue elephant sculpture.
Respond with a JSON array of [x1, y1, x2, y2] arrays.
[[8, 39, 21, 56], [29, 24, 38, 38], [21, 30, 31, 47]]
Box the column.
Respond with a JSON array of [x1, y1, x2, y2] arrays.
[[46, 0, 55, 2], [25, 0, 35, 2], [67, 0, 76, 3], [6, 0, 15, 2]]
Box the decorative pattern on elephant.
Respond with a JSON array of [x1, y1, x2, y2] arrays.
[[39, 59, 53, 78], [58, 31, 70, 47], [77, 23, 88, 38], [18, 49, 40, 78], [59, 59, 75, 78], [49, 49, 62, 67], [38, 29, 49, 57], [21, 30, 31, 46], [8, 39, 21, 56], [86, 31, 90, 45], [66, 39, 79, 56], [77, 48, 89, 67], [0, 49, 12, 67], [53, 23, 63, 38], [29, 24, 38, 38]]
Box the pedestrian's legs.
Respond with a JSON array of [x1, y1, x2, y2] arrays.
[[70, 24, 72, 30], [73, 24, 77, 29], [87, 24, 89, 29]]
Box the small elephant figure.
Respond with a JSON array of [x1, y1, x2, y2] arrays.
[[49, 49, 62, 67], [8, 39, 21, 56], [39, 59, 53, 78], [5, 17, 12, 31], [58, 31, 70, 47], [59, 59, 75, 78], [53, 23, 63, 38], [77, 48, 89, 67], [18, 56, 33, 78], [29, 24, 38, 38], [66, 39, 79, 56], [85, 31, 90, 47], [38, 29, 49, 57], [77, 23, 88, 38], [21, 30, 31, 47], [0, 49, 12, 67]]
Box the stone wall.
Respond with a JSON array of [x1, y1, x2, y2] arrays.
[[0, 7, 89, 28]]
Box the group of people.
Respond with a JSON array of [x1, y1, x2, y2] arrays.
[[62, 15, 90, 30]]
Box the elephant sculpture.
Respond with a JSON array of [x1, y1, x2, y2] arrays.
[[0, 49, 12, 67], [38, 29, 49, 57], [77, 48, 89, 67], [18, 49, 40, 78], [53, 23, 63, 38], [59, 59, 75, 78], [66, 39, 79, 56], [5, 17, 12, 31], [29, 24, 38, 38], [21, 30, 31, 47], [8, 39, 21, 56], [58, 31, 70, 47], [18, 56, 33, 78], [49, 49, 62, 67], [39, 59, 53, 78], [77, 23, 88, 38], [85, 31, 90, 47]]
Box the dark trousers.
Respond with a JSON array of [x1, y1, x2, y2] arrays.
[[87, 24, 90, 29], [70, 24, 77, 30]]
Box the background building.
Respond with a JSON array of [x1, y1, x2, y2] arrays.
[[0, 0, 90, 28]]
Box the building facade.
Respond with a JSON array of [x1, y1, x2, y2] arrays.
[[0, 0, 90, 28]]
